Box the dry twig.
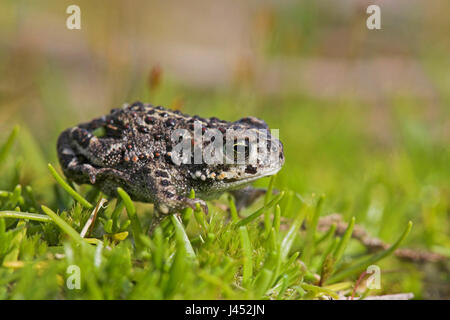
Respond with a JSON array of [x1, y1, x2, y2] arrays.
[[316, 214, 447, 263]]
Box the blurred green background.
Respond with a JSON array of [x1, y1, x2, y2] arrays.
[[0, 0, 449, 298]]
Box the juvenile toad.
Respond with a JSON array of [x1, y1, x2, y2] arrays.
[[57, 102, 284, 218]]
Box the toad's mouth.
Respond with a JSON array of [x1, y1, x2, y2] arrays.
[[222, 166, 283, 185]]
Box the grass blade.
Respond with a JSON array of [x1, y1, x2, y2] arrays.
[[280, 208, 306, 261], [327, 221, 413, 284], [273, 204, 281, 234], [235, 191, 285, 227], [164, 231, 187, 298], [0, 211, 52, 223], [48, 163, 93, 209], [301, 283, 339, 299], [239, 226, 253, 287], [300, 195, 323, 265], [117, 187, 144, 251], [171, 214, 196, 260], [333, 216, 356, 264], [253, 268, 273, 298], [263, 175, 276, 235], [181, 189, 195, 226], [228, 195, 239, 223], [0, 125, 19, 169]]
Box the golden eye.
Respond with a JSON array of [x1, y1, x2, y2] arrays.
[[233, 139, 250, 161]]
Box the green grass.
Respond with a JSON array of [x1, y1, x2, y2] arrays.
[[1, 34, 449, 299], [0, 0, 449, 300], [2, 123, 436, 299], [0, 80, 449, 299]]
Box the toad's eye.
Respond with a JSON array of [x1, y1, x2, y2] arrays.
[[223, 138, 251, 163], [233, 138, 250, 163]]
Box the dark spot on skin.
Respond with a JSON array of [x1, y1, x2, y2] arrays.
[[163, 191, 175, 198], [165, 119, 176, 127], [155, 170, 169, 178], [237, 117, 268, 129], [72, 129, 91, 148], [145, 116, 155, 125], [141, 166, 151, 174], [164, 153, 173, 163], [245, 165, 257, 174], [130, 101, 144, 111], [139, 126, 149, 133], [160, 179, 170, 186]]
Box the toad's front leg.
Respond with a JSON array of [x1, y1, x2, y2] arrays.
[[145, 172, 208, 234]]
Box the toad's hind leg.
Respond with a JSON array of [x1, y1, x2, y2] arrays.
[[68, 127, 124, 168], [57, 128, 100, 184]]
